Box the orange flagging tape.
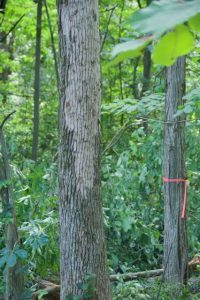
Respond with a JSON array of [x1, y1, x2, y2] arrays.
[[163, 177, 187, 219]]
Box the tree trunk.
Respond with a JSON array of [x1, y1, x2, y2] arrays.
[[141, 48, 151, 97], [32, 0, 42, 162], [0, 124, 24, 300], [163, 57, 188, 283], [140, 48, 151, 134], [58, 1, 111, 300], [0, 0, 7, 13], [0, 32, 14, 104]]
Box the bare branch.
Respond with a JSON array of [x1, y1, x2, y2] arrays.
[[100, 4, 118, 53], [0, 110, 16, 130], [0, 14, 25, 43]]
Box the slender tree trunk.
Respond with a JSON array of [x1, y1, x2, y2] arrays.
[[163, 57, 188, 283], [141, 48, 151, 97], [0, 0, 7, 12], [58, 1, 111, 300], [118, 0, 125, 126], [132, 57, 140, 99], [0, 32, 14, 104], [44, 0, 59, 91], [140, 48, 151, 134], [0, 122, 24, 300], [32, 0, 42, 162]]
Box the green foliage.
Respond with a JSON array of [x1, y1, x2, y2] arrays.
[[102, 93, 164, 116], [110, 36, 152, 66], [128, 0, 200, 37], [0, 245, 28, 269], [175, 87, 200, 117], [189, 13, 200, 32], [1, 0, 200, 298], [113, 280, 151, 299], [110, 0, 200, 66], [102, 123, 163, 271], [113, 279, 200, 300], [152, 25, 195, 66]]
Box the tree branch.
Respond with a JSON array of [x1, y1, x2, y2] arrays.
[[0, 14, 25, 43], [100, 4, 118, 53], [0, 110, 16, 130], [137, 0, 142, 8]]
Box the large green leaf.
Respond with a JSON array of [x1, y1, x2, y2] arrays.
[[152, 25, 195, 66], [128, 0, 200, 37], [122, 217, 134, 233], [109, 36, 152, 66], [15, 249, 28, 259], [152, 31, 177, 66], [174, 25, 195, 56], [188, 13, 200, 32], [7, 253, 17, 268]]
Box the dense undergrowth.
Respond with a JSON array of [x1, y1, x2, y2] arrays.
[[1, 0, 200, 298]]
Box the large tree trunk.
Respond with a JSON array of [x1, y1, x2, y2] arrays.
[[58, 1, 111, 300], [163, 57, 188, 283]]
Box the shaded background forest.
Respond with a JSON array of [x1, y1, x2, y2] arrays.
[[1, 0, 200, 298]]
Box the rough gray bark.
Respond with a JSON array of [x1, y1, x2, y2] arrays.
[[0, 117, 24, 300], [163, 57, 188, 283], [32, 0, 42, 162], [58, 1, 111, 300]]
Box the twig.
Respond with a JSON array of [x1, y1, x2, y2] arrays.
[[102, 121, 128, 155], [0, 90, 33, 98], [0, 14, 25, 43], [100, 4, 118, 53], [0, 110, 16, 130]]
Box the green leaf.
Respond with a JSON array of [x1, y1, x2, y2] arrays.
[[15, 249, 28, 259], [122, 217, 134, 233], [128, 0, 200, 37], [152, 31, 176, 66], [7, 253, 17, 267], [109, 36, 152, 66], [0, 255, 7, 268], [0, 179, 10, 189], [38, 290, 48, 300], [152, 25, 194, 66], [18, 195, 31, 203], [173, 25, 194, 57], [188, 13, 200, 32], [184, 105, 193, 114]]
